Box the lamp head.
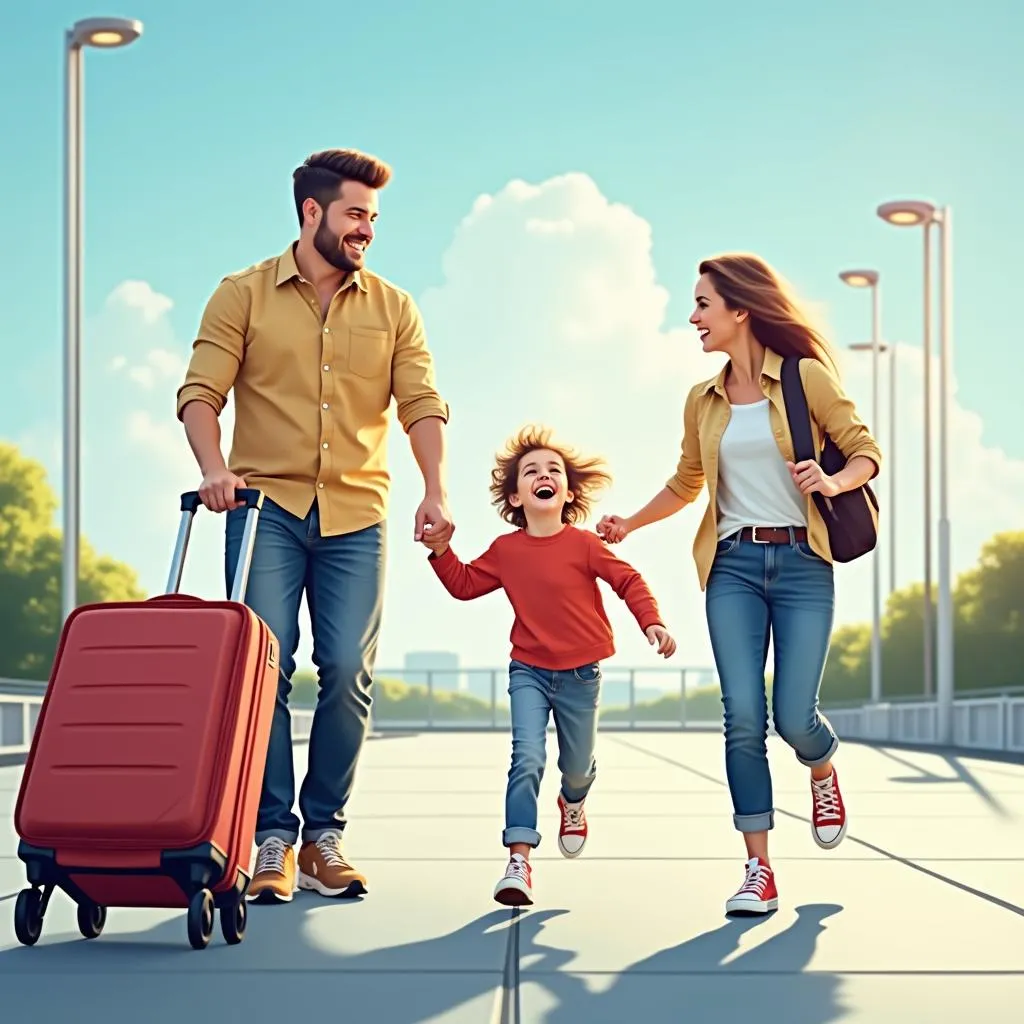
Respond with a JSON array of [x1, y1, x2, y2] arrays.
[[876, 200, 937, 227], [839, 269, 879, 288], [69, 18, 143, 49]]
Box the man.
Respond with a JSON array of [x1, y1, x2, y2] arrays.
[[175, 148, 452, 904]]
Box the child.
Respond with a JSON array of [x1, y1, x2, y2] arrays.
[[421, 425, 676, 906]]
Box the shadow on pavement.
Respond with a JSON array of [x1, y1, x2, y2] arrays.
[[873, 747, 1010, 817], [0, 893, 570, 1024], [522, 902, 847, 1024]]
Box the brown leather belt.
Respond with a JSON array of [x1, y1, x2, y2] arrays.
[[737, 526, 808, 544]]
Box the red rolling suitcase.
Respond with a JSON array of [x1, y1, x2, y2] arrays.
[[12, 488, 279, 951]]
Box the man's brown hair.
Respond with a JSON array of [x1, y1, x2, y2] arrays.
[[489, 425, 612, 530], [292, 148, 392, 226]]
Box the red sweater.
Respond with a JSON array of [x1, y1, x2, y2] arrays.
[[428, 525, 664, 671]]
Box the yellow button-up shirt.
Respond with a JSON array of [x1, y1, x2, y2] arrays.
[[666, 348, 882, 590], [175, 244, 449, 536]]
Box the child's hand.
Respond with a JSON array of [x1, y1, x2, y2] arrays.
[[645, 624, 676, 658], [420, 523, 450, 557]]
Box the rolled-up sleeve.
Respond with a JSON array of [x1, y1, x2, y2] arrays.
[[804, 359, 882, 477], [391, 291, 450, 433], [175, 277, 248, 420], [665, 384, 706, 502]]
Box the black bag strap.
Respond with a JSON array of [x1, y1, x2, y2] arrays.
[[780, 356, 816, 464]]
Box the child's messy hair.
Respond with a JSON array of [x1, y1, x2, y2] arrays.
[[489, 424, 612, 530]]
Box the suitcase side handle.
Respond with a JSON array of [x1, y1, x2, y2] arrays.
[[165, 489, 265, 602]]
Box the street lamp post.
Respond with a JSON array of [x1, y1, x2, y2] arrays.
[[877, 199, 955, 744], [849, 341, 897, 595], [839, 270, 883, 704], [62, 18, 143, 627]]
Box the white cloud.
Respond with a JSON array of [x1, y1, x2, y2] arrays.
[[106, 280, 174, 324], [393, 172, 1024, 679], [117, 346, 187, 391], [21, 171, 1022, 690]]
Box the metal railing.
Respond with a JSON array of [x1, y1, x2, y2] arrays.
[[3, 672, 1023, 757], [0, 667, 724, 757], [0, 688, 43, 759], [825, 694, 1024, 755], [355, 665, 724, 732]]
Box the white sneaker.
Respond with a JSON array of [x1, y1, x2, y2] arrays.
[[557, 794, 588, 858], [493, 854, 533, 906]]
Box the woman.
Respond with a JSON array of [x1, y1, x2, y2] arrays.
[[597, 253, 881, 915]]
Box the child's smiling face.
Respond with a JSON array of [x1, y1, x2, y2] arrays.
[[509, 447, 573, 522]]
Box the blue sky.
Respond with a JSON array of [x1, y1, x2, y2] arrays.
[[2, 0, 1022, 680]]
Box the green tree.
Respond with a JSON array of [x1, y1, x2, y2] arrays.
[[820, 531, 1024, 703], [818, 623, 871, 703], [288, 669, 504, 722], [290, 668, 728, 727], [0, 442, 145, 679], [954, 531, 1024, 691]]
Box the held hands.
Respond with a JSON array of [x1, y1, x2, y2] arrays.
[[786, 460, 840, 498], [419, 522, 451, 557], [645, 624, 677, 658], [198, 466, 248, 512], [418, 491, 454, 557], [415, 493, 454, 547], [596, 514, 631, 544]]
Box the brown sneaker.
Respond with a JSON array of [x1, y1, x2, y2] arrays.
[[297, 829, 367, 898], [247, 837, 296, 904]]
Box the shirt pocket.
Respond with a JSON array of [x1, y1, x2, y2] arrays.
[[348, 327, 391, 378]]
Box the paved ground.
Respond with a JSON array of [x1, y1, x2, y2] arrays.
[[1, 729, 1022, 1022]]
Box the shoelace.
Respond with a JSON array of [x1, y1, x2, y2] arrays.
[[738, 862, 771, 896], [256, 837, 288, 874], [506, 858, 529, 880], [561, 802, 585, 830], [812, 778, 842, 822], [316, 833, 347, 868]]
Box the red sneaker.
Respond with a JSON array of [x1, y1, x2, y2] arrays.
[[557, 793, 588, 858], [493, 855, 533, 906], [725, 857, 778, 915], [811, 768, 848, 849]]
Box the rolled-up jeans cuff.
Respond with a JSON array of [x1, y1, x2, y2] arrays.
[[302, 826, 345, 843], [795, 732, 839, 768], [255, 828, 299, 846], [503, 826, 541, 847], [733, 810, 774, 833]]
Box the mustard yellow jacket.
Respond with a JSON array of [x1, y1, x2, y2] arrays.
[[665, 348, 882, 590]]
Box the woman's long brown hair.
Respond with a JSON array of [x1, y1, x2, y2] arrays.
[[699, 253, 839, 373]]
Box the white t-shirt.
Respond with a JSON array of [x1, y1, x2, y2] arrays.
[[716, 399, 807, 540]]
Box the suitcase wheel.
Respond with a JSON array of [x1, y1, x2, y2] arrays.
[[14, 888, 44, 947], [77, 899, 107, 940], [220, 893, 247, 946], [187, 889, 215, 950]]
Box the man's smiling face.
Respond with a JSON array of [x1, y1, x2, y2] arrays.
[[312, 179, 379, 273]]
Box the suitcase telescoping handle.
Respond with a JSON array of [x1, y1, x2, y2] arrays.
[[165, 488, 265, 602]]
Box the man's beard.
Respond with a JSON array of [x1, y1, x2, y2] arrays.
[[313, 219, 364, 273]]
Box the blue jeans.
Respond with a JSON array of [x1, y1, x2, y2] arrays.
[[503, 659, 601, 848], [705, 530, 838, 833], [225, 496, 385, 845]]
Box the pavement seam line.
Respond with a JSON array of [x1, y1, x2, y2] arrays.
[[608, 736, 1024, 919], [489, 907, 521, 1024]]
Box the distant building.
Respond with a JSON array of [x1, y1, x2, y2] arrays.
[[403, 651, 461, 692]]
